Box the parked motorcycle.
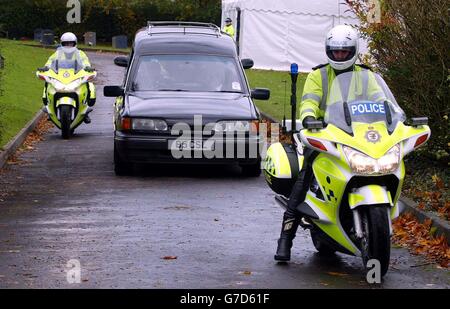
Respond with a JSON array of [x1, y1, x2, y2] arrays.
[[37, 52, 96, 139], [264, 71, 430, 277]]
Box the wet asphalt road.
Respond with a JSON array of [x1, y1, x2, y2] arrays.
[[0, 52, 448, 289]]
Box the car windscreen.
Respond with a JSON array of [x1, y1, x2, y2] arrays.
[[131, 54, 244, 93]]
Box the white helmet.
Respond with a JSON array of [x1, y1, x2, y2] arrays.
[[325, 25, 359, 71], [60, 32, 78, 53]]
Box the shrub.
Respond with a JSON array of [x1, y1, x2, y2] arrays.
[[0, 46, 3, 145], [347, 0, 449, 163]]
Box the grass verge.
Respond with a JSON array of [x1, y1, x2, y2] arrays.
[[0, 39, 52, 148], [246, 69, 308, 121]]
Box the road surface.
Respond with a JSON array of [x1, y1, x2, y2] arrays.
[[0, 52, 448, 288]]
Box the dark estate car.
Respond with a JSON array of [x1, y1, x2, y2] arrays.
[[104, 22, 270, 176]]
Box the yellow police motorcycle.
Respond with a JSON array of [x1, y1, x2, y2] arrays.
[[264, 71, 430, 277], [36, 53, 96, 139]]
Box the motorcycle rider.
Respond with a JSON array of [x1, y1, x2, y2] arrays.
[[39, 32, 96, 123], [275, 25, 385, 261]]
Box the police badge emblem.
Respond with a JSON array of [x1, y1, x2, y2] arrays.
[[365, 130, 381, 143]]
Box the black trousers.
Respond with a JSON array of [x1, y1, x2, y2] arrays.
[[285, 148, 319, 217]]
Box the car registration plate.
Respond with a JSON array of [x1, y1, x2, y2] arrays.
[[169, 140, 215, 151]]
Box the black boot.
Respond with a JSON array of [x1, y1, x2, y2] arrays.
[[88, 98, 96, 107], [274, 213, 300, 261], [84, 115, 91, 124]]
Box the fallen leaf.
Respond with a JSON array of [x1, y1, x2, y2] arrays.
[[393, 213, 449, 268], [162, 256, 178, 260], [326, 272, 348, 277]]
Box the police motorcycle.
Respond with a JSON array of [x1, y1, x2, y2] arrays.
[[264, 71, 430, 277], [36, 49, 97, 139]]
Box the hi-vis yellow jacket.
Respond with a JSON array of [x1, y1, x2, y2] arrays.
[[300, 64, 384, 122], [224, 25, 235, 38]]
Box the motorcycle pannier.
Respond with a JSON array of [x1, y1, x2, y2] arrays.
[[263, 143, 303, 197]]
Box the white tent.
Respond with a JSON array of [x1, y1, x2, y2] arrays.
[[222, 0, 366, 72]]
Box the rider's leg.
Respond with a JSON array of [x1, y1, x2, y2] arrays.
[[42, 83, 48, 105], [274, 149, 318, 261], [87, 82, 96, 107], [84, 83, 96, 124]]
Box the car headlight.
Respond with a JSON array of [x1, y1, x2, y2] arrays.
[[132, 118, 168, 131], [343, 144, 400, 175], [214, 121, 250, 133]]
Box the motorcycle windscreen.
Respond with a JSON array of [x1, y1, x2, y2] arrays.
[[324, 71, 406, 135], [50, 48, 85, 74]]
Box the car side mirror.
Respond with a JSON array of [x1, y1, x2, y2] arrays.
[[241, 58, 254, 70], [405, 117, 428, 127], [104, 86, 124, 97], [114, 56, 129, 68], [251, 88, 270, 100]]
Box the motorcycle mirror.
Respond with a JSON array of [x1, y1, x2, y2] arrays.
[[304, 120, 324, 130], [406, 117, 428, 127]]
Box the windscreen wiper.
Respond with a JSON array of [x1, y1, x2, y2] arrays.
[[214, 90, 243, 94], [157, 89, 191, 92]]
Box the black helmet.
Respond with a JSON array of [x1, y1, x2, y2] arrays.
[[225, 18, 232, 24]]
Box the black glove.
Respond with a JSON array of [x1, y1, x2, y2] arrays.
[[84, 66, 95, 72], [38, 66, 49, 72], [302, 116, 316, 128]]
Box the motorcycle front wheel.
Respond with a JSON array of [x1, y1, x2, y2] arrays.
[[60, 105, 72, 140], [360, 205, 391, 277]]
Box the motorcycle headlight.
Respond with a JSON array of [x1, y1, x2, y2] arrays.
[[65, 78, 83, 91], [132, 118, 168, 131], [49, 78, 65, 91], [50, 78, 83, 92], [378, 144, 401, 174], [214, 121, 250, 133], [343, 144, 400, 175]]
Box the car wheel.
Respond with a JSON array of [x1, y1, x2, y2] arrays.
[[241, 161, 262, 177], [114, 145, 132, 176]]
